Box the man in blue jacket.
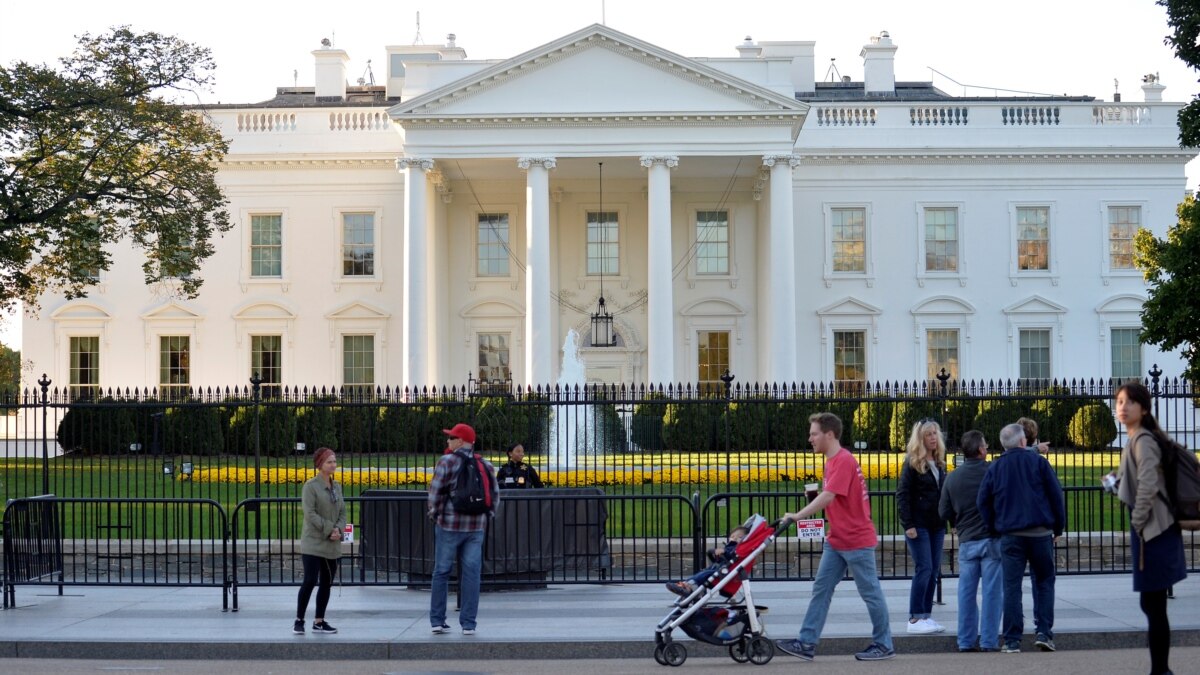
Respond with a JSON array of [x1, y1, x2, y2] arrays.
[[977, 422, 1065, 655]]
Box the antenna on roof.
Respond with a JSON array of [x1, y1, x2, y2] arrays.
[[602, 0, 607, 25], [824, 57, 842, 83], [358, 60, 375, 87], [414, 11, 424, 45], [293, 69, 298, 88]]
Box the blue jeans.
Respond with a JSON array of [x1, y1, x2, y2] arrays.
[[430, 526, 485, 630], [957, 538, 1002, 650], [905, 527, 945, 619], [798, 542, 892, 649], [1000, 534, 1055, 645]]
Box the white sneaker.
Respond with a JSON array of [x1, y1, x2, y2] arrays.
[[928, 618, 946, 633], [906, 618, 939, 634]]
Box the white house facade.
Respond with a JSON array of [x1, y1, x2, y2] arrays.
[[21, 25, 1194, 394]]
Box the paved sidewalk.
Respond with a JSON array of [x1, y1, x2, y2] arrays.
[[0, 574, 1195, 660]]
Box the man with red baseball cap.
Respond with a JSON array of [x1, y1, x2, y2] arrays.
[[427, 422, 497, 636]]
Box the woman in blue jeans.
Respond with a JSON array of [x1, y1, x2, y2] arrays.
[[896, 419, 947, 634]]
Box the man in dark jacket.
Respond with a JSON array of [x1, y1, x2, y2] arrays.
[[940, 430, 1001, 652], [978, 423, 1065, 654]]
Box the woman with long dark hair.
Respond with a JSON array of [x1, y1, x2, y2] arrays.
[[1113, 381, 1186, 675], [294, 447, 345, 635]]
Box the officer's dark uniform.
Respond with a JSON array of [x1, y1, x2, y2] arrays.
[[497, 460, 543, 489]]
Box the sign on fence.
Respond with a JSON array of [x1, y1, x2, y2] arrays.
[[795, 519, 825, 540]]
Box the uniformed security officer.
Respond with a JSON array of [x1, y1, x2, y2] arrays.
[[496, 443, 543, 489]]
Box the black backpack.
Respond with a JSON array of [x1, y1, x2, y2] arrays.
[[449, 450, 494, 515], [1159, 438, 1200, 531]]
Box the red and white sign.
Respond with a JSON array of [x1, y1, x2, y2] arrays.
[[342, 524, 355, 544], [795, 519, 825, 540]]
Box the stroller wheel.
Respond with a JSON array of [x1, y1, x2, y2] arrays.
[[746, 636, 774, 665], [729, 638, 750, 663], [653, 644, 668, 666], [663, 642, 688, 667]]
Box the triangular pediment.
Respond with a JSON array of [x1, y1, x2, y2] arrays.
[[817, 297, 882, 316], [1003, 295, 1068, 315], [140, 301, 203, 321], [391, 24, 806, 120], [325, 301, 390, 320], [460, 298, 524, 318]]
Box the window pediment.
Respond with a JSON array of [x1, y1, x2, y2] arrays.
[[231, 301, 297, 321], [910, 295, 976, 316], [816, 297, 882, 317], [140, 301, 203, 321], [50, 302, 112, 321], [1095, 293, 1145, 315], [1002, 294, 1067, 315], [325, 301, 391, 321]]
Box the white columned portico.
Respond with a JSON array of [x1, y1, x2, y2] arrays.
[[398, 157, 434, 392], [763, 154, 800, 383], [518, 157, 556, 388], [641, 155, 678, 385]]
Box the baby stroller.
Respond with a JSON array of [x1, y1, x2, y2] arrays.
[[653, 514, 791, 667]]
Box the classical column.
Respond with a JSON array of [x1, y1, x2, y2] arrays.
[[518, 157, 556, 389], [397, 157, 434, 393], [641, 155, 678, 386], [763, 154, 800, 384]]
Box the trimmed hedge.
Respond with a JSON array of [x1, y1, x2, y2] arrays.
[[853, 401, 893, 450], [889, 398, 941, 452], [1068, 403, 1118, 449], [56, 400, 136, 455], [972, 397, 1027, 449]]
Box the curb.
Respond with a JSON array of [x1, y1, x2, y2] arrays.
[[3, 629, 1198, 660]]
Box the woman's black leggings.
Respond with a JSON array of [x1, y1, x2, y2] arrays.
[[296, 554, 338, 620], [1140, 589, 1170, 675]]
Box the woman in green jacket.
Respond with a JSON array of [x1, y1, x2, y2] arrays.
[[294, 447, 345, 635]]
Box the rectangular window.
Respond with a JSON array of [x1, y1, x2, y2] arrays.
[[926, 329, 960, 381], [1111, 328, 1143, 381], [1108, 206, 1140, 270], [831, 208, 866, 273], [477, 213, 510, 277], [69, 336, 99, 399], [342, 335, 374, 397], [250, 214, 282, 278], [1018, 328, 1051, 381], [1017, 207, 1050, 271], [251, 335, 282, 398], [696, 211, 730, 275], [342, 213, 375, 277], [477, 333, 511, 383], [833, 330, 867, 391], [586, 211, 619, 275], [924, 208, 958, 272], [159, 336, 191, 398], [697, 330, 730, 395]]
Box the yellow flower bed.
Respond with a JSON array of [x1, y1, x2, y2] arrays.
[[187, 450, 1118, 488]]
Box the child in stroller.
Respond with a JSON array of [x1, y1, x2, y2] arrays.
[[654, 514, 788, 667], [665, 524, 750, 598]]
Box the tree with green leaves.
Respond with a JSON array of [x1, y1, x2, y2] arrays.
[[0, 26, 230, 313], [0, 342, 19, 394], [1134, 195, 1200, 382], [1132, 2, 1200, 382], [1160, 0, 1200, 145]]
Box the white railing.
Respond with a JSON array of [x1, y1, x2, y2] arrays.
[[1000, 105, 1060, 126], [910, 106, 969, 126], [236, 112, 297, 133], [815, 106, 876, 126], [328, 111, 392, 131], [1092, 105, 1152, 125]]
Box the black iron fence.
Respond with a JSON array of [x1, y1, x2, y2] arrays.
[[2, 369, 1197, 604]]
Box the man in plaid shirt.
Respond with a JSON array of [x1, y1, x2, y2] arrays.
[[427, 423, 498, 635]]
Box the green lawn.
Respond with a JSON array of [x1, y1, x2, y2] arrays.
[[1, 456, 1124, 539]]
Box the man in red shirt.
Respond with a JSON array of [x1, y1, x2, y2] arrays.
[[776, 412, 895, 662]]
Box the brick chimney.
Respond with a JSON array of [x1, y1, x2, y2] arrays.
[[313, 41, 349, 101], [861, 31, 897, 95]]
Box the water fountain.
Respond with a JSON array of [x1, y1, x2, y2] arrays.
[[552, 328, 596, 469]]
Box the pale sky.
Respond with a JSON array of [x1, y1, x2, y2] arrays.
[[1, 0, 1197, 350]]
